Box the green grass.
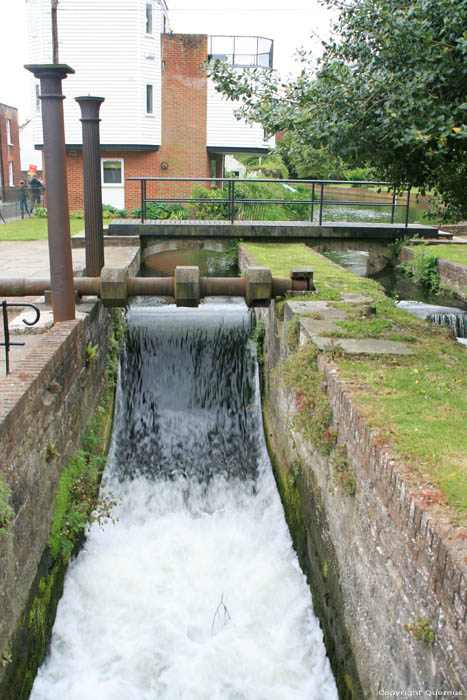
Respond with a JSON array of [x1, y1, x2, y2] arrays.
[[427, 244, 467, 266], [243, 242, 467, 512], [0, 218, 84, 241]]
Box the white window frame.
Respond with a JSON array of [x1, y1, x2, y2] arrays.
[[9, 162, 14, 187], [146, 84, 154, 114], [101, 158, 124, 187], [6, 120, 12, 145], [145, 2, 153, 35]]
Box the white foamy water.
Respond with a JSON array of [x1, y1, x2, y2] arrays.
[[31, 301, 337, 699]]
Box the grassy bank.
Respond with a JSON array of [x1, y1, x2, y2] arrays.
[[0, 218, 84, 241], [243, 242, 467, 513], [427, 244, 467, 267]]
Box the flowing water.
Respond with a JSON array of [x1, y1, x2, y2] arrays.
[[321, 250, 467, 341], [31, 298, 337, 700]]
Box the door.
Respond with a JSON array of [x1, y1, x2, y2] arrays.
[[101, 158, 125, 209]]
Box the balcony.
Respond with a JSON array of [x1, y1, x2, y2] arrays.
[[208, 35, 273, 69]]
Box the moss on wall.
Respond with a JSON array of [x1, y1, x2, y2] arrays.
[[0, 310, 123, 699]]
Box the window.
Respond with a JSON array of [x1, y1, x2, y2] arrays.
[[9, 162, 14, 187], [146, 84, 153, 114], [145, 2, 153, 34], [35, 84, 41, 112], [102, 159, 123, 184], [6, 120, 12, 145]]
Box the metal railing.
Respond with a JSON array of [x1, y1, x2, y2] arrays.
[[1, 300, 40, 375], [127, 177, 412, 226]]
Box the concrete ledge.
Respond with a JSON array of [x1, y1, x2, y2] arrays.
[[108, 219, 439, 241]]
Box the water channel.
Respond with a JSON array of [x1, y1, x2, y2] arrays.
[[31, 298, 337, 699]]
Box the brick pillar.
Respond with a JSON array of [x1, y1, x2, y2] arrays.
[[160, 34, 209, 199]]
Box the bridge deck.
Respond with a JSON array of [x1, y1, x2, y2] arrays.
[[108, 219, 440, 241]]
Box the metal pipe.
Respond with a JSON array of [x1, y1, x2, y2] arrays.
[[76, 96, 105, 277], [25, 64, 76, 322], [200, 277, 246, 297], [0, 275, 309, 301], [127, 277, 174, 296]]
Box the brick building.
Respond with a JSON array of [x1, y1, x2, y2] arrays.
[[26, 0, 274, 211], [0, 104, 21, 198]]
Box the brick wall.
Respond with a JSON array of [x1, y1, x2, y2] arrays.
[[255, 293, 467, 696], [0, 104, 21, 191], [0, 301, 114, 689], [66, 34, 215, 212]]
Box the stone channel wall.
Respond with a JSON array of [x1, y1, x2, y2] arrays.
[[401, 247, 467, 303], [258, 301, 466, 697], [0, 300, 114, 690]]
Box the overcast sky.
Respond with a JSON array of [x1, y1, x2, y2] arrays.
[[0, 0, 334, 124]]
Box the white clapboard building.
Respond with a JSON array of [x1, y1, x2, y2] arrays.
[[26, 0, 274, 209]]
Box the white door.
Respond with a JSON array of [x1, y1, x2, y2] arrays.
[[101, 158, 125, 209]]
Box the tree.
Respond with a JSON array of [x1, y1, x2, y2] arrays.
[[208, 0, 467, 220]]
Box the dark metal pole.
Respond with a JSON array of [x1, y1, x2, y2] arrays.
[[51, 0, 59, 64], [319, 182, 324, 225], [311, 182, 315, 222], [405, 187, 411, 228], [25, 64, 76, 322], [76, 96, 105, 277], [391, 190, 396, 224]]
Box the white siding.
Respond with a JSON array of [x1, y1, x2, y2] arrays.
[[28, 0, 162, 147], [207, 78, 274, 151]]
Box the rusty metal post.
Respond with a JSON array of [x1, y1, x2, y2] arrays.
[[75, 96, 105, 276], [25, 64, 76, 322]]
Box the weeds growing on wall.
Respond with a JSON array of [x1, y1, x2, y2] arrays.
[[0, 479, 14, 538], [332, 445, 357, 496], [279, 343, 337, 455], [48, 309, 124, 561], [398, 244, 440, 293], [251, 320, 265, 367]]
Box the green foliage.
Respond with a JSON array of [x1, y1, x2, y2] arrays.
[[85, 342, 99, 366], [102, 204, 130, 219], [286, 315, 301, 351], [332, 445, 357, 495], [33, 206, 48, 218], [208, 0, 467, 220], [46, 444, 60, 462], [399, 245, 440, 293], [1, 650, 12, 668], [189, 185, 229, 219], [47, 449, 117, 560], [132, 202, 189, 220], [251, 320, 265, 366], [279, 342, 337, 455], [404, 617, 436, 644], [387, 235, 411, 262], [0, 478, 14, 537]]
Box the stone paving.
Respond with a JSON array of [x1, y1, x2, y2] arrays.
[[0, 239, 139, 376]]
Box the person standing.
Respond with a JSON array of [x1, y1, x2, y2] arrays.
[[29, 176, 43, 212], [19, 180, 30, 219]]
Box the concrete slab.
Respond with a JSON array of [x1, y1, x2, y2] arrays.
[[284, 300, 414, 356], [0, 240, 140, 278]]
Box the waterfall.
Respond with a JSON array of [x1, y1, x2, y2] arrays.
[[396, 300, 467, 340], [31, 298, 337, 700]]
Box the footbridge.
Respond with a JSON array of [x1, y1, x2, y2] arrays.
[[112, 176, 440, 242]]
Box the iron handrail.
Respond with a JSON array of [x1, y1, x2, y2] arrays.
[[1, 300, 40, 376], [126, 177, 412, 226]]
